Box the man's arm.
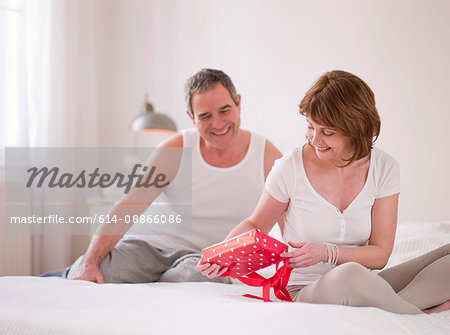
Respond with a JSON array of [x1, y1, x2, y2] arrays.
[[70, 134, 184, 282], [263, 140, 285, 234], [263, 140, 282, 180]]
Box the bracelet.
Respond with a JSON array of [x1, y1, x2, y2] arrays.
[[333, 244, 339, 266], [322, 242, 339, 266]]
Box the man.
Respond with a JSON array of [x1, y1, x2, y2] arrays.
[[65, 69, 282, 283]]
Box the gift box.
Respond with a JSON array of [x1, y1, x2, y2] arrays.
[[200, 228, 288, 276], [200, 229, 293, 302]]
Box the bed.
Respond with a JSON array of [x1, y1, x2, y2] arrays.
[[1, 220, 449, 335]]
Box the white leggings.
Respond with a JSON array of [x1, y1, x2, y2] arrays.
[[287, 244, 450, 314]]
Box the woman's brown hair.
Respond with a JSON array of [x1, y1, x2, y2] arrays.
[[299, 70, 381, 165]]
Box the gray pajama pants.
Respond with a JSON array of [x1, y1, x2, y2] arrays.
[[287, 243, 450, 314], [64, 238, 230, 284]]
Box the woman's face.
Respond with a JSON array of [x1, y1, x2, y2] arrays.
[[306, 117, 353, 164]]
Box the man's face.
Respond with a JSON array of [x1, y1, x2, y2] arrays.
[[188, 83, 241, 149]]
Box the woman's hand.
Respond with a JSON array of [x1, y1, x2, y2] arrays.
[[195, 262, 228, 279], [281, 242, 327, 268]]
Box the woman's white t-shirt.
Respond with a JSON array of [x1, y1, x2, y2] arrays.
[[265, 146, 400, 285]]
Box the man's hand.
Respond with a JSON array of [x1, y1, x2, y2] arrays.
[[195, 262, 228, 279], [280, 241, 327, 268], [71, 262, 105, 284]]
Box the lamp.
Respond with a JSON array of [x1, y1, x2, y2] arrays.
[[131, 94, 177, 133]]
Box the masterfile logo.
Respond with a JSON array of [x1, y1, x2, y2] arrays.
[[26, 164, 170, 194], [4, 147, 192, 235]]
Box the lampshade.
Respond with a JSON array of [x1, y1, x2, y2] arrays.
[[131, 96, 177, 133]]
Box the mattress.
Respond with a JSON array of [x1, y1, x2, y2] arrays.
[[0, 220, 449, 335]]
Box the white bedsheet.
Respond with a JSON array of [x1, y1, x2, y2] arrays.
[[0, 220, 449, 335]]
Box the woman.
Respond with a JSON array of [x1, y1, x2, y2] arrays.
[[197, 70, 450, 314]]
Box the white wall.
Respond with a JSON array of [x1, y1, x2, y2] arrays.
[[92, 0, 450, 222]]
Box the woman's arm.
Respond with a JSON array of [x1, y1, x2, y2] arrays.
[[336, 193, 399, 269], [226, 188, 288, 238]]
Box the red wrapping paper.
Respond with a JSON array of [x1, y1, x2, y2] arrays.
[[200, 229, 293, 302], [200, 229, 287, 276]]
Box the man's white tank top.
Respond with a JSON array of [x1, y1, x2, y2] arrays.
[[139, 128, 266, 252]]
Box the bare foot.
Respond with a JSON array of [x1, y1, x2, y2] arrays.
[[424, 300, 450, 314]]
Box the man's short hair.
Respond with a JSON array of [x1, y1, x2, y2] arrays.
[[184, 69, 238, 116]]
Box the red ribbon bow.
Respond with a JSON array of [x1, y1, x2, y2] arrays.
[[222, 259, 293, 302]]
